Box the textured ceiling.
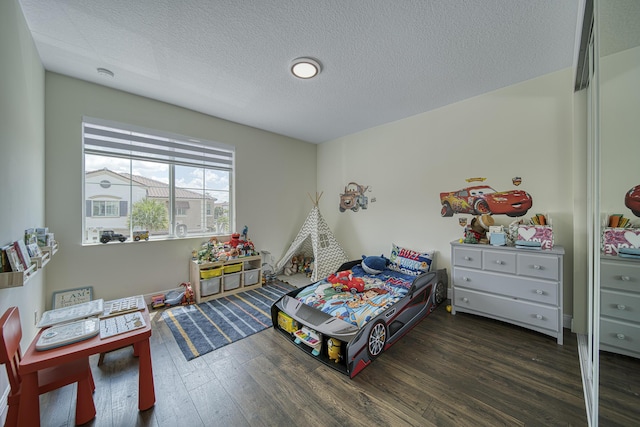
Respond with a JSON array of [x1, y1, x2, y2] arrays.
[[18, 0, 582, 143]]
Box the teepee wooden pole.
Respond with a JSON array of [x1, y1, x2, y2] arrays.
[[307, 192, 323, 206]]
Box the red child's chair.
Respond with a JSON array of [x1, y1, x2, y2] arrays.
[[0, 307, 96, 426]]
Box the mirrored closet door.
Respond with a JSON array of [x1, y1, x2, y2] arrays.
[[595, 0, 640, 425]]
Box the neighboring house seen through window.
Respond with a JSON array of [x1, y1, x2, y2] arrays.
[[82, 117, 234, 244]]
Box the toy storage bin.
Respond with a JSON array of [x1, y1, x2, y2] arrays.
[[201, 277, 221, 296], [223, 272, 241, 291], [223, 263, 242, 274], [201, 267, 222, 279], [243, 269, 260, 286]]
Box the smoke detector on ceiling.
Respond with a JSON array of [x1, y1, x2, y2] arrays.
[[97, 67, 114, 78]]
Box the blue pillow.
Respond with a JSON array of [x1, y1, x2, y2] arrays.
[[361, 254, 390, 275]]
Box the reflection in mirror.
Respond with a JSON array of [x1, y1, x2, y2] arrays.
[[597, 0, 640, 424]]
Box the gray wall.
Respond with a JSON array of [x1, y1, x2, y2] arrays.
[[44, 73, 317, 303], [0, 0, 46, 406]]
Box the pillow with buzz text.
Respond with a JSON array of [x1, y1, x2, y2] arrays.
[[389, 243, 434, 276]]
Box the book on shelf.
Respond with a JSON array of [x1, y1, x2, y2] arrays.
[[27, 243, 43, 258], [24, 228, 37, 245], [13, 240, 31, 270], [6, 246, 24, 272], [1, 245, 13, 272], [36, 227, 49, 247]]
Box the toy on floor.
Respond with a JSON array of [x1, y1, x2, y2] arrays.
[[164, 290, 184, 307], [181, 282, 195, 305], [151, 294, 165, 309]]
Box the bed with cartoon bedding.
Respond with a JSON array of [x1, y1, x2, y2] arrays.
[[270, 245, 448, 378]]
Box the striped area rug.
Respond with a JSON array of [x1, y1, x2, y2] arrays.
[[161, 281, 296, 361]]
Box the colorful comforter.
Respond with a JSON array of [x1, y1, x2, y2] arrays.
[[294, 265, 416, 328]]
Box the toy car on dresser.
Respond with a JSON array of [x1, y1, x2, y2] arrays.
[[271, 252, 447, 378]]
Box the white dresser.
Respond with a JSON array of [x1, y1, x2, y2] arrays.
[[451, 241, 564, 344], [600, 255, 640, 359]]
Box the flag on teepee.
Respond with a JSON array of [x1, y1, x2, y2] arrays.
[[276, 193, 349, 282]]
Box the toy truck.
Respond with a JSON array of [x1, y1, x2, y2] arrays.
[[100, 230, 127, 243]]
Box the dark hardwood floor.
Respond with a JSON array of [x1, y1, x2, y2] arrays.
[[37, 304, 639, 426]]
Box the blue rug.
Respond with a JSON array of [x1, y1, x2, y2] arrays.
[[161, 281, 295, 361]]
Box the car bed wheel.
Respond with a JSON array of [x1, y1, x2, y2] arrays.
[[367, 320, 387, 359], [441, 203, 454, 217], [434, 281, 446, 305]]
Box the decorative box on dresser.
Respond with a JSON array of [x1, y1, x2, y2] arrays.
[[450, 241, 565, 345], [600, 255, 640, 359]]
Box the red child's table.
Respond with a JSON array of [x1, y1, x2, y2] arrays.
[[18, 308, 155, 426]]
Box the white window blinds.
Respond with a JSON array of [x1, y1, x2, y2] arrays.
[[82, 117, 234, 171]]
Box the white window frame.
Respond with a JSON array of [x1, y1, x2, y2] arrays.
[[82, 117, 235, 244]]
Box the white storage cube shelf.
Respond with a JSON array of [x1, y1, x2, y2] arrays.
[[190, 255, 262, 304], [244, 269, 260, 286], [201, 277, 221, 297], [223, 272, 242, 291]]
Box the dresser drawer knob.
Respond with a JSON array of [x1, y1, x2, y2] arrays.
[[533, 265, 542, 270], [616, 333, 626, 340], [495, 260, 504, 265], [464, 256, 471, 261], [463, 277, 470, 282], [620, 275, 630, 281], [616, 304, 626, 311], [536, 290, 544, 295], [462, 297, 469, 303], [535, 314, 543, 320]]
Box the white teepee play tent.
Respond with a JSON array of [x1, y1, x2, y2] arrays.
[[276, 193, 349, 282]]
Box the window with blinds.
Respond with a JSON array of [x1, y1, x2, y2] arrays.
[[82, 117, 234, 244]]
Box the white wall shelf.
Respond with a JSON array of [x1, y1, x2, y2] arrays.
[[0, 242, 58, 289]]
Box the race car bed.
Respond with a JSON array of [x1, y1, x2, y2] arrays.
[[271, 256, 448, 378]]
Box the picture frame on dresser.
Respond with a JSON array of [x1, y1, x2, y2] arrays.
[[450, 241, 565, 344]]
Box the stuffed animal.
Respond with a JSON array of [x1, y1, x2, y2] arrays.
[[327, 338, 342, 363], [361, 254, 390, 275], [181, 282, 195, 305], [464, 214, 494, 244]]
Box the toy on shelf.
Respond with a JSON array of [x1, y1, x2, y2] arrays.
[[194, 231, 258, 263], [462, 214, 494, 244], [327, 338, 343, 363], [294, 326, 322, 356], [277, 311, 298, 335]]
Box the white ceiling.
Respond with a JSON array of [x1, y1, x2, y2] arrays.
[[18, 0, 583, 144]]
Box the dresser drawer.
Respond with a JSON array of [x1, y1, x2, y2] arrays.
[[600, 260, 640, 292], [517, 253, 560, 281], [453, 267, 558, 305], [601, 289, 640, 323], [452, 246, 482, 269], [482, 250, 516, 274], [454, 288, 559, 332], [600, 317, 640, 353]]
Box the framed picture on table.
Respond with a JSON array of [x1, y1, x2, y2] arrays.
[[52, 286, 93, 309]]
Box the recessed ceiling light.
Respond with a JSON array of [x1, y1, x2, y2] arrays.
[[291, 58, 321, 79], [97, 67, 114, 78]]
